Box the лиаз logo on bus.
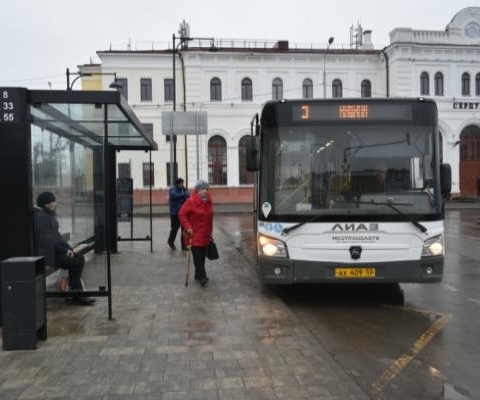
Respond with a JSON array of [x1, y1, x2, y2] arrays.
[[331, 223, 379, 232], [331, 223, 380, 242]]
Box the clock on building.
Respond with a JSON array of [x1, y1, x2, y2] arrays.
[[465, 22, 480, 38]]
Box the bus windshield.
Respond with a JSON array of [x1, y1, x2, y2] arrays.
[[260, 123, 441, 220]]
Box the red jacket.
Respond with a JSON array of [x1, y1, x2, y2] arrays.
[[178, 191, 213, 247]]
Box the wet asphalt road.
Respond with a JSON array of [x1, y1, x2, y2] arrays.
[[216, 209, 480, 400]]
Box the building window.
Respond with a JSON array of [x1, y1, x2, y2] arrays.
[[302, 78, 313, 99], [116, 78, 128, 100], [462, 72, 470, 96], [332, 79, 342, 98], [420, 72, 429, 95], [238, 136, 254, 184], [241, 78, 252, 101], [361, 79, 371, 97], [142, 162, 154, 186], [140, 78, 152, 101], [272, 78, 283, 100], [210, 78, 222, 101], [142, 123, 153, 139], [164, 78, 174, 102], [208, 135, 227, 185], [118, 162, 131, 178], [434, 72, 444, 96], [476, 73, 480, 96]]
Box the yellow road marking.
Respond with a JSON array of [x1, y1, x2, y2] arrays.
[[371, 309, 452, 396]]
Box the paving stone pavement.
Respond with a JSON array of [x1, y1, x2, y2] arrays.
[[0, 217, 370, 400]]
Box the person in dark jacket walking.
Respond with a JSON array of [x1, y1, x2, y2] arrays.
[[34, 192, 95, 306], [168, 178, 190, 250], [178, 180, 213, 286]]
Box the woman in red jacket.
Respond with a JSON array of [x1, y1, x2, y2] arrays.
[[178, 180, 213, 286]]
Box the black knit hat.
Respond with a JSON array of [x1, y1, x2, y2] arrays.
[[36, 192, 56, 208]]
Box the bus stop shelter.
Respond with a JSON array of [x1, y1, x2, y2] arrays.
[[0, 88, 158, 322]]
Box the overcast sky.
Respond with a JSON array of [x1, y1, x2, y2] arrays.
[[1, 0, 478, 89]]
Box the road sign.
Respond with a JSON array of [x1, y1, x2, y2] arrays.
[[161, 111, 208, 136]]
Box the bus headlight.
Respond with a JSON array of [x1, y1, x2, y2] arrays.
[[422, 235, 443, 257], [258, 234, 288, 257]]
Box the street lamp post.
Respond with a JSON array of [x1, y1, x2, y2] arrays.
[[323, 37, 334, 98], [171, 34, 216, 186], [66, 68, 118, 90]]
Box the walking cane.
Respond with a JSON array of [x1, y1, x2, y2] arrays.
[[185, 237, 192, 287]]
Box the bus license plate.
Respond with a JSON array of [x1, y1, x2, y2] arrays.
[[335, 267, 376, 278]]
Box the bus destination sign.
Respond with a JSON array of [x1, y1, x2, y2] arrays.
[[339, 104, 369, 119], [293, 102, 412, 122]]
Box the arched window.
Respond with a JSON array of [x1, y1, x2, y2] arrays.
[[238, 136, 254, 184], [272, 78, 283, 100], [332, 79, 342, 98], [420, 72, 429, 95], [476, 73, 480, 96], [210, 77, 222, 101], [361, 79, 371, 97], [302, 78, 313, 99], [462, 73, 470, 96], [208, 135, 227, 185], [241, 78, 252, 101], [434, 72, 444, 96]]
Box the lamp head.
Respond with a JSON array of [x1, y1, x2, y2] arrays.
[[109, 81, 123, 91], [328, 37, 334, 45]]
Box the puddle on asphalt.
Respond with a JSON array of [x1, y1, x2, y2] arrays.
[[443, 383, 471, 400]]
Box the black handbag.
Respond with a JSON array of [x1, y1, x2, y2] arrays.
[[206, 239, 219, 260]]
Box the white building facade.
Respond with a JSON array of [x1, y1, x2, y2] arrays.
[[81, 7, 480, 201]]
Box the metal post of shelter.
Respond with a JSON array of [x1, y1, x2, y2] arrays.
[[103, 105, 113, 320]]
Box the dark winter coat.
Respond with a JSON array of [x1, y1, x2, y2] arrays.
[[178, 192, 213, 247], [33, 206, 72, 267], [169, 186, 190, 215]]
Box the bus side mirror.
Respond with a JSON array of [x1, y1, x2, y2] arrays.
[[246, 136, 260, 171], [440, 163, 451, 196]]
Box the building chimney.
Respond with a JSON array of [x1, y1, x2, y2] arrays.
[[362, 30, 373, 49]]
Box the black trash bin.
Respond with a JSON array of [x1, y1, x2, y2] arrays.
[[1, 257, 47, 350]]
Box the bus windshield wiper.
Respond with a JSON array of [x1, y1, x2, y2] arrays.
[[282, 214, 325, 235], [337, 199, 427, 233], [378, 201, 427, 233]]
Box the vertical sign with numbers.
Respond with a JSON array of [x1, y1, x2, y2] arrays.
[[0, 87, 30, 325], [1, 88, 22, 125]]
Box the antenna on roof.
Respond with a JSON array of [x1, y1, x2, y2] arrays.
[[350, 22, 363, 49], [179, 20, 190, 39]]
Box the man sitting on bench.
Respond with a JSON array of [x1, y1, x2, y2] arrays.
[[34, 191, 95, 306]]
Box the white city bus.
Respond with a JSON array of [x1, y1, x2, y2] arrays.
[[246, 98, 451, 287]]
